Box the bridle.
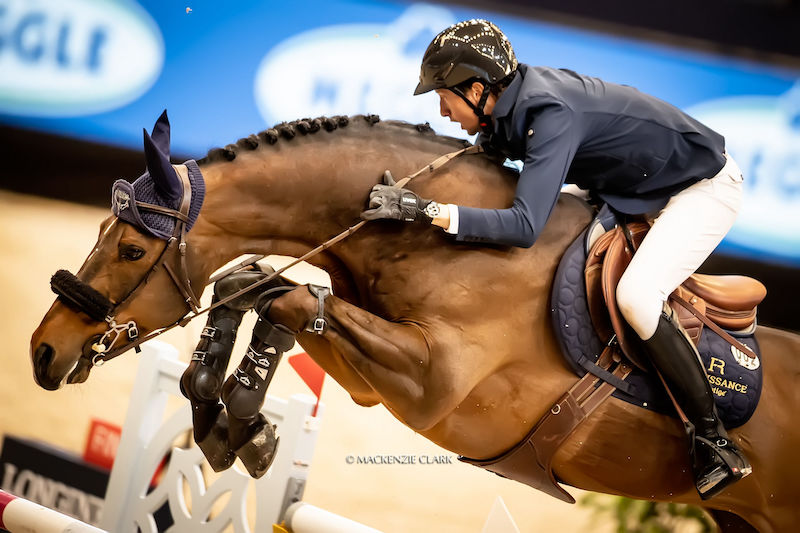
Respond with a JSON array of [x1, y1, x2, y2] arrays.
[[50, 145, 484, 367], [51, 164, 200, 366]]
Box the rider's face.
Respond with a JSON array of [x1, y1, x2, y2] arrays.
[[436, 83, 496, 136], [436, 88, 481, 135]]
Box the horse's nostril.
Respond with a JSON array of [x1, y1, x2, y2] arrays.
[[34, 343, 59, 390], [35, 343, 54, 368]]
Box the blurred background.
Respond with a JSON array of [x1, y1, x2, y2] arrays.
[[1, 0, 798, 531]]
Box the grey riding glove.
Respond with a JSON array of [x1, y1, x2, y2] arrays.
[[361, 170, 436, 223]]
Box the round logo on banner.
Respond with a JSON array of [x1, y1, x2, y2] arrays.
[[253, 4, 468, 140], [0, 0, 164, 117]]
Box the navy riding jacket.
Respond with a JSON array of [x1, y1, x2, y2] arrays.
[[456, 64, 727, 247]]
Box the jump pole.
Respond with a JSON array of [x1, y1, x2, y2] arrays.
[[274, 502, 384, 533], [0, 490, 106, 533]]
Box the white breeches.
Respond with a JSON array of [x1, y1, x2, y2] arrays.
[[616, 153, 744, 340]]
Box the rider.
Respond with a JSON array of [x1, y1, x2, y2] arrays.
[[361, 18, 750, 500]]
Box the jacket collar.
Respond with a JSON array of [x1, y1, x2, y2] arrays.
[[491, 64, 527, 121]]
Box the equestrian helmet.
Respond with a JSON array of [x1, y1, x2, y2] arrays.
[[414, 19, 518, 95]]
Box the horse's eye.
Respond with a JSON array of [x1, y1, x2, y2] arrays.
[[120, 245, 145, 261]]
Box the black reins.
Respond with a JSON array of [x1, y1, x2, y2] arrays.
[[51, 145, 484, 367]]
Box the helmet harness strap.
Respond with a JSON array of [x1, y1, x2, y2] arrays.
[[449, 83, 493, 135]]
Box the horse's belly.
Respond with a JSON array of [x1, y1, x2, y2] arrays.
[[420, 366, 575, 459]]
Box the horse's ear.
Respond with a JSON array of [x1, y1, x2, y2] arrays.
[[143, 127, 182, 202], [150, 109, 171, 157]]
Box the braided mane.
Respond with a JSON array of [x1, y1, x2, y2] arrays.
[[197, 114, 469, 164]]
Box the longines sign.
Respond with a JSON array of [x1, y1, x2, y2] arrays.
[[0, 436, 108, 527]]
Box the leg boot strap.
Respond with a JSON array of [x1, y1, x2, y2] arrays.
[[253, 316, 295, 352], [306, 284, 330, 335]]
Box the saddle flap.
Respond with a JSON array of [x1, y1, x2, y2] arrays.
[[585, 229, 618, 342], [600, 222, 651, 371]]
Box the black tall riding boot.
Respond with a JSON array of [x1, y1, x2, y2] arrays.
[[642, 303, 752, 500]]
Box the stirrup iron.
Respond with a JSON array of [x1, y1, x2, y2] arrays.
[[693, 435, 752, 499]]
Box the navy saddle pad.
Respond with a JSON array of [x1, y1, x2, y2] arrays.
[[550, 226, 763, 429]]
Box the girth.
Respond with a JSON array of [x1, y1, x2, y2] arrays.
[[459, 343, 633, 503]]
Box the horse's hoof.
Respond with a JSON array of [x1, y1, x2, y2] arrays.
[[196, 409, 236, 472], [233, 416, 280, 479]]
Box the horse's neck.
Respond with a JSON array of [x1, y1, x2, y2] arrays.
[[188, 132, 456, 287]]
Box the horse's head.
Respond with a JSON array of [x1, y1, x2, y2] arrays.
[[30, 111, 207, 390]]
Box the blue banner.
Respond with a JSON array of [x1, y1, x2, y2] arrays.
[[1, 0, 798, 264]]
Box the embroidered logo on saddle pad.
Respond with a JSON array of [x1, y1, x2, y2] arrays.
[[697, 329, 761, 425], [731, 344, 760, 370]]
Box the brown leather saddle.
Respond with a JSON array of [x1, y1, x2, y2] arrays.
[[460, 219, 767, 504], [587, 221, 766, 368]]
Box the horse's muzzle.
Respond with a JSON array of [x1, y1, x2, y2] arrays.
[[32, 342, 91, 390], [32, 343, 61, 391]]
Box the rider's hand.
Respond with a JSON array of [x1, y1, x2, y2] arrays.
[[360, 171, 435, 223]]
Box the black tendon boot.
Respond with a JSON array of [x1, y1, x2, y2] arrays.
[[180, 268, 284, 472], [180, 298, 246, 471], [643, 303, 752, 500], [221, 296, 296, 478]]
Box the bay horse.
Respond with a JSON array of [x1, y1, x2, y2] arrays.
[[30, 114, 800, 531]]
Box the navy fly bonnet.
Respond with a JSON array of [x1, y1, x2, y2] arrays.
[[111, 110, 205, 239]]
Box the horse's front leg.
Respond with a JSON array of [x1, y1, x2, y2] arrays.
[[180, 269, 284, 472], [268, 286, 481, 431], [220, 288, 297, 478]]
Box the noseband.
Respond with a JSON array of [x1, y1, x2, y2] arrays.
[[51, 165, 200, 366]]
